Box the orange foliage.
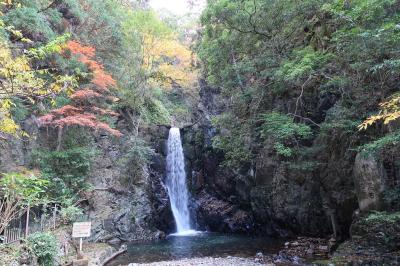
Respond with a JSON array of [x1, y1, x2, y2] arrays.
[[38, 41, 121, 137], [91, 71, 116, 91], [70, 89, 102, 101], [65, 41, 116, 91], [52, 105, 81, 116], [65, 41, 95, 58], [91, 106, 119, 116]]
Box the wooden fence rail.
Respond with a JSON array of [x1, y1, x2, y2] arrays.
[[3, 227, 23, 244], [1, 204, 59, 245]]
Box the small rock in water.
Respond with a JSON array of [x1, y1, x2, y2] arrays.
[[318, 245, 329, 251], [292, 256, 301, 264], [306, 248, 314, 255]]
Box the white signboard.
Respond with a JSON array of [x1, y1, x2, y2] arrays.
[[72, 222, 91, 238]]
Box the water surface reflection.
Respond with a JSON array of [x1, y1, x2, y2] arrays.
[[107, 232, 283, 265]]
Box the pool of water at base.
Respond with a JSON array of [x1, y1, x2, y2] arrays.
[[107, 232, 284, 265]]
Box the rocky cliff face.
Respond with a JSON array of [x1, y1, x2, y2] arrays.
[[0, 119, 167, 245], [174, 79, 397, 239], [83, 132, 165, 245], [2, 83, 398, 244]]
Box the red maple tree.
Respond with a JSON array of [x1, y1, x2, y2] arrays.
[[66, 41, 116, 92], [38, 41, 122, 141]]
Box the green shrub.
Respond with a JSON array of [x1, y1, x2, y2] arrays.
[[27, 232, 58, 266], [358, 130, 400, 155], [10, 98, 29, 122], [211, 114, 252, 168], [365, 211, 400, 224], [260, 112, 313, 157], [276, 46, 333, 81], [350, 211, 400, 251], [320, 105, 361, 133], [60, 205, 84, 224], [43, 9, 63, 27], [274, 142, 293, 157], [33, 147, 93, 198], [4, 7, 55, 41], [64, 0, 87, 21], [31, 127, 96, 199], [119, 136, 154, 185], [142, 98, 171, 124]]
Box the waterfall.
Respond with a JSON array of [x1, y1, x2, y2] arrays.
[[166, 127, 193, 234]]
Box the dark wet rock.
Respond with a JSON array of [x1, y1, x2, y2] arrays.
[[191, 171, 205, 190], [332, 240, 400, 265], [350, 212, 400, 252], [280, 237, 331, 259], [196, 190, 254, 233], [150, 153, 165, 174], [149, 173, 174, 233]]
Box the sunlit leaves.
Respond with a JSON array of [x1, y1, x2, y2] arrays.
[[0, 36, 78, 137], [124, 11, 196, 90], [148, 38, 197, 89], [0, 41, 45, 96], [0, 171, 48, 204], [359, 94, 400, 130], [28, 33, 71, 59], [0, 116, 19, 135]]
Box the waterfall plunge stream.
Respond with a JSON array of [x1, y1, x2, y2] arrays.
[[166, 127, 197, 235]]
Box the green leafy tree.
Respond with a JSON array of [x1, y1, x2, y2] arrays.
[[0, 172, 48, 233]]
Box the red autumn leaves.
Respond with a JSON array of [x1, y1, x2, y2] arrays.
[[38, 41, 122, 137], [66, 41, 116, 92]]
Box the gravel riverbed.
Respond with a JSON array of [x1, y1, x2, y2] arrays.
[[127, 256, 270, 266]]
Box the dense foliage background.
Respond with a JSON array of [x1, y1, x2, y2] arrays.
[[198, 0, 400, 170]]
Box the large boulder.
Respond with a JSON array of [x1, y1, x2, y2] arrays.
[[353, 153, 387, 212]]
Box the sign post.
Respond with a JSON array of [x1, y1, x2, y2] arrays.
[[72, 222, 91, 252]]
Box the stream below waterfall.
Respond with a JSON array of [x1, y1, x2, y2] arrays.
[[106, 232, 283, 265]]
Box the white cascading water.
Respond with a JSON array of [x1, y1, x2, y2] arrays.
[[166, 127, 194, 235]]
